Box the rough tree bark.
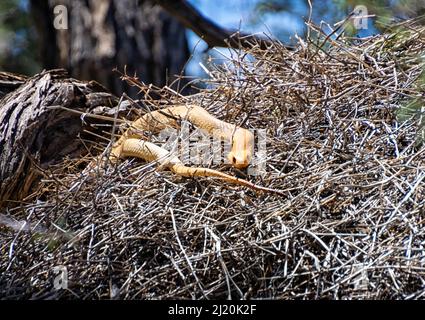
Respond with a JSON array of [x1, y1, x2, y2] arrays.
[[29, 0, 190, 97], [0, 69, 120, 207]]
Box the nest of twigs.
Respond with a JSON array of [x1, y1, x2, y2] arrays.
[[1, 19, 425, 299]]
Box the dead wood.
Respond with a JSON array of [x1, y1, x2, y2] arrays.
[[0, 69, 119, 207]]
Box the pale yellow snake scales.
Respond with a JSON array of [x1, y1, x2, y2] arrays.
[[91, 105, 283, 196]]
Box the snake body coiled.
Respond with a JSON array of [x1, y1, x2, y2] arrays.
[[92, 104, 283, 196], [111, 105, 254, 169]]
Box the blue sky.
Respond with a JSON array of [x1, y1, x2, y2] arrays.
[[185, 1, 379, 77], [186, 0, 308, 77]]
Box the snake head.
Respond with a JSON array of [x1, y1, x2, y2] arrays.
[[227, 128, 254, 169]]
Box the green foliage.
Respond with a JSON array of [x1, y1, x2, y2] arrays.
[[0, 0, 40, 75], [255, 0, 292, 15]]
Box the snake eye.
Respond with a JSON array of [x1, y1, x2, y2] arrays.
[[232, 156, 237, 164]]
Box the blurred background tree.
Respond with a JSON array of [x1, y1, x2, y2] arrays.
[[29, 0, 190, 97], [0, 0, 191, 97], [0, 0, 39, 75]]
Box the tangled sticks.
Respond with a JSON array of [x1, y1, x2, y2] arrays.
[[98, 104, 284, 196]]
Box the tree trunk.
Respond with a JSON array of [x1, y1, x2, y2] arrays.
[[29, 0, 190, 98], [0, 69, 120, 207]]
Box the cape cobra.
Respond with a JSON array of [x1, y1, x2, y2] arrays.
[[91, 104, 283, 196], [111, 105, 254, 169]]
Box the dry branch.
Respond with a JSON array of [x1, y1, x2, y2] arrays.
[[154, 0, 291, 50]]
